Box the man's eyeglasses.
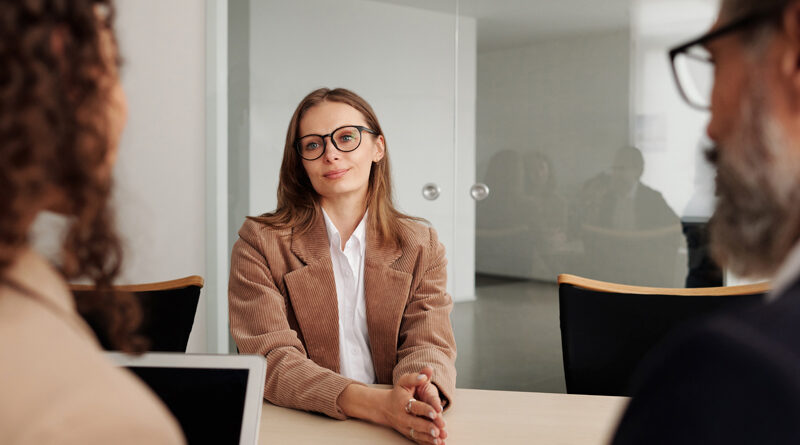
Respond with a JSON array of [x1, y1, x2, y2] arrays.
[[668, 7, 782, 110], [294, 125, 378, 161]]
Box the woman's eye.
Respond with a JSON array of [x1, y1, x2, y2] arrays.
[[305, 142, 319, 151]]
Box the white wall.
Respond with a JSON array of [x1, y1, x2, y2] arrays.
[[114, 0, 208, 352], [245, 0, 477, 300]]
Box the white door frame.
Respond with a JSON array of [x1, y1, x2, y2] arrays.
[[205, 0, 229, 353]]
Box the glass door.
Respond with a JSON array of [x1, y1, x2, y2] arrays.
[[454, 0, 717, 392]]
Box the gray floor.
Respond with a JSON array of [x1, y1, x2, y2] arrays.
[[451, 275, 566, 393]]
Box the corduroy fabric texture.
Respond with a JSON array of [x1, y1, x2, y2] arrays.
[[229, 212, 457, 419]]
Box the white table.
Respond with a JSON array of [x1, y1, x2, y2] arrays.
[[259, 388, 629, 444]]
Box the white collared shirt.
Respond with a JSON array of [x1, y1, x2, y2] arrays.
[[768, 241, 800, 302], [321, 208, 376, 384]]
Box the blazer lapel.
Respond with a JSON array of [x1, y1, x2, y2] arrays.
[[284, 213, 341, 373], [364, 225, 413, 383]]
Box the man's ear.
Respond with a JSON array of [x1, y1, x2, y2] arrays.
[[781, 2, 800, 91]]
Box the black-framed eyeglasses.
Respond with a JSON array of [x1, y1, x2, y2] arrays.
[[294, 125, 378, 161], [668, 7, 783, 110]]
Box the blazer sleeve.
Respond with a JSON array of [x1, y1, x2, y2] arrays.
[[228, 222, 363, 420], [612, 318, 800, 444], [392, 226, 457, 408]]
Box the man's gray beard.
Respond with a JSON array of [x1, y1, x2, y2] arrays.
[[709, 88, 800, 279]]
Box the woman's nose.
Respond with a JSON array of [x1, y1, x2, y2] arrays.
[[322, 137, 340, 162]]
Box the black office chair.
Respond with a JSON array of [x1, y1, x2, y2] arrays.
[[558, 274, 768, 396], [72, 276, 203, 352]]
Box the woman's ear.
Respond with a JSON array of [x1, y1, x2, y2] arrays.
[[373, 135, 386, 162]]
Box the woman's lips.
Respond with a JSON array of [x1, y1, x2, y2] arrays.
[[323, 169, 349, 179]]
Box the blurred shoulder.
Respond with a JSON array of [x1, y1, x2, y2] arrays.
[[0, 294, 184, 444], [53, 367, 186, 444]]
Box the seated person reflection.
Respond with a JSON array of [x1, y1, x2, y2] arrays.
[[0, 1, 183, 443], [580, 147, 678, 232], [229, 88, 456, 444]]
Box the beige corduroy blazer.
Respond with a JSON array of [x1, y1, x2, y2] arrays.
[[229, 213, 457, 420], [0, 248, 184, 445]]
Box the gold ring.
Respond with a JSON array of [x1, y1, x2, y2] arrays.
[[405, 397, 416, 414], [410, 427, 416, 439]]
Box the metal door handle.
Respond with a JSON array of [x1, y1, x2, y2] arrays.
[[470, 183, 490, 201], [422, 183, 441, 201]]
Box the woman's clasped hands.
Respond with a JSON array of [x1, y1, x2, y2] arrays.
[[383, 366, 447, 444], [338, 365, 448, 444]]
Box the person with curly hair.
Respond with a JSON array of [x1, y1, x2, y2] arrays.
[[0, 1, 183, 443]]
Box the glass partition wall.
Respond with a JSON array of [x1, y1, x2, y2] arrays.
[[222, 0, 718, 392], [463, 0, 716, 392]]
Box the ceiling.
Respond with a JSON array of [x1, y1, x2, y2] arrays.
[[372, 0, 633, 52]]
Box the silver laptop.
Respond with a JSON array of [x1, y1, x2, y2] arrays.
[[107, 352, 266, 445]]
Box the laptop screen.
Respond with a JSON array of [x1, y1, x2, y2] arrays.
[[128, 367, 249, 444], [107, 352, 266, 445]]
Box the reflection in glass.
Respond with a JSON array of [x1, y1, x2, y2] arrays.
[[575, 147, 684, 287], [476, 150, 568, 280]]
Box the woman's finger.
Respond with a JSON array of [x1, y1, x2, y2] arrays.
[[407, 397, 446, 430], [418, 365, 434, 380], [415, 382, 444, 414], [406, 416, 443, 444], [397, 371, 429, 390], [408, 398, 438, 421], [414, 366, 443, 413]]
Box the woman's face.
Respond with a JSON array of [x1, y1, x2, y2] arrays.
[[99, 25, 127, 171], [298, 101, 385, 205]]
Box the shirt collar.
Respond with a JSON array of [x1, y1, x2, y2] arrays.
[[769, 240, 800, 301], [321, 208, 368, 254]]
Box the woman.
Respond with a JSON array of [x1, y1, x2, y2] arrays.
[[0, 1, 183, 443], [230, 88, 456, 444]]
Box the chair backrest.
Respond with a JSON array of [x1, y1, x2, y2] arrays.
[[71, 276, 203, 352], [557, 274, 769, 396]]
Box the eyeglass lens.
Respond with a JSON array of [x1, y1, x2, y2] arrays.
[[673, 45, 714, 109], [298, 126, 363, 160]]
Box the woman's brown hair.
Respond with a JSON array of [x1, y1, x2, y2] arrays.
[[252, 88, 425, 247], [0, 0, 144, 351]]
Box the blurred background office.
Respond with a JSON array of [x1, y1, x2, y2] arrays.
[[30, 0, 722, 394]]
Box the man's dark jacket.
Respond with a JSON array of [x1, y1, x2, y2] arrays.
[[612, 278, 800, 444]]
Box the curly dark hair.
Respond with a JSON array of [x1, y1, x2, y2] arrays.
[[0, 0, 145, 352]]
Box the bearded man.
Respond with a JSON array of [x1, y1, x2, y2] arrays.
[[612, 1, 800, 443]]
